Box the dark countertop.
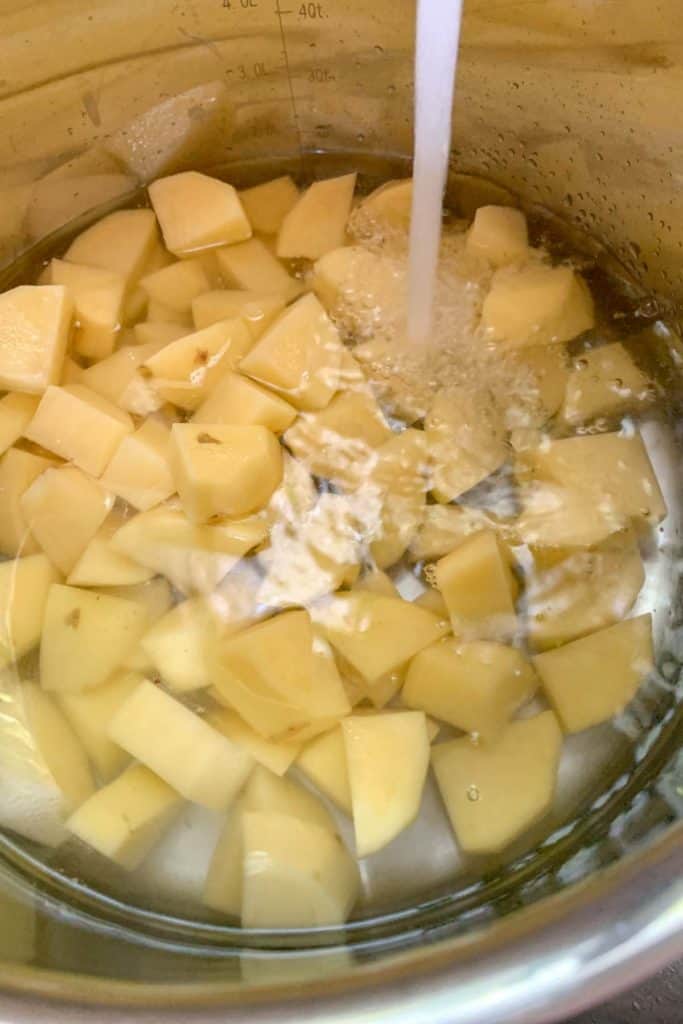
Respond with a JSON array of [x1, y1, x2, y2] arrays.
[[565, 960, 682, 1023]]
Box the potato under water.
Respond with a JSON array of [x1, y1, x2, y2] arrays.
[[0, 169, 672, 930]]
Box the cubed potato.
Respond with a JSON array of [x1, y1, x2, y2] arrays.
[[22, 682, 95, 811], [20, 465, 113, 574], [0, 447, 55, 557], [61, 356, 84, 386], [426, 388, 507, 502], [409, 504, 500, 563], [122, 284, 148, 325], [527, 528, 645, 650], [284, 388, 391, 487], [140, 258, 211, 313], [134, 321, 188, 347], [314, 592, 448, 685], [432, 711, 562, 854], [192, 290, 285, 339], [0, 286, 72, 394], [79, 341, 165, 410], [66, 509, 155, 587], [561, 342, 651, 425], [57, 669, 142, 781], [170, 423, 282, 522], [240, 293, 343, 412], [297, 726, 352, 815], [139, 597, 217, 692], [240, 811, 359, 928], [516, 431, 667, 547], [403, 639, 538, 741], [207, 708, 302, 776], [312, 245, 399, 315], [277, 173, 356, 259], [211, 610, 350, 739], [482, 265, 594, 347], [533, 614, 653, 733], [100, 576, 174, 624], [40, 583, 148, 692], [110, 505, 267, 593], [357, 179, 412, 232], [465, 205, 529, 265], [49, 259, 126, 360], [343, 711, 429, 856], [239, 176, 299, 234], [367, 428, 428, 568], [352, 568, 399, 599], [67, 763, 182, 869], [144, 319, 253, 412], [0, 554, 61, 667], [100, 418, 175, 511], [412, 588, 449, 618], [64, 209, 159, 282], [149, 171, 251, 255], [192, 371, 297, 433], [146, 299, 193, 325], [202, 799, 245, 916], [336, 653, 405, 710], [243, 764, 336, 832], [25, 385, 133, 477], [216, 238, 303, 303], [0, 394, 40, 455], [508, 344, 569, 425], [109, 679, 254, 810], [435, 530, 518, 640]]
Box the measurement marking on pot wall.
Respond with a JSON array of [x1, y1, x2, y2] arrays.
[[275, 0, 304, 158]]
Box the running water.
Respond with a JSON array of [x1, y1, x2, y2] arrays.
[[407, 0, 464, 344]]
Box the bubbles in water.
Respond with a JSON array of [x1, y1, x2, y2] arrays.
[[467, 785, 480, 802]]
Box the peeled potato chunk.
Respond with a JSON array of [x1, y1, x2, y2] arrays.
[[432, 711, 562, 855], [342, 711, 430, 857], [0, 447, 55, 557], [57, 670, 143, 781], [435, 530, 518, 640], [149, 171, 251, 255], [239, 176, 299, 234], [41, 583, 148, 692], [64, 209, 159, 282], [67, 763, 182, 869], [22, 682, 95, 812], [139, 596, 217, 692], [482, 264, 594, 347], [49, 259, 126, 360], [465, 205, 529, 265], [277, 173, 356, 259], [560, 342, 651, 425], [0, 553, 61, 668], [240, 293, 344, 411], [311, 245, 400, 315], [533, 614, 653, 733], [20, 465, 113, 575], [192, 371, 297, 433], [409, 504, 502, 563], [426, 388, 507, 502], [109, 679, 254, 810], [243, 765, 337, 833], [25, 385, 133, 477], [0, 393, 40, 455], [403, 639, 538, 741], [297, 726, 352, 815], [314, 591, 448, 685], [207, 708, 302, 777], [170, 422, 283, 522], [79, 342, 165, 414], [140, 258, 211, 313], [216, 238, 302, 304], [507, 344, 569, 426], [0, 285, 72, 394], [192, 290, 285, 337], [367, 428, 427, 568], [356, 179, 412, 232], [67, 510, 155, 587], [100, 417, 175, 511]]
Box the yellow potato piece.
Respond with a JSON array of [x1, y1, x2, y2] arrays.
[[203, 799, 244, 916], [412, 588, 449, 618], [240, 293, 344, 411], [109, 679, 254, 810], [207, 708, 302, 777], [140, 596, 217, 693], [356, 179, 412, 232], [192, 371, 297, 433], [432, 711, 562, 855], [149, 171, 252, 255], [561, 342, 651, 425], [343, 711, 430, 857], [314, 591, 448, 685], [0, 553, 61, 668], [352, 568, 399, 599], [216, 238, 302, 303], [192, 290, 285, 337], [403, 639, 538, 741], [367, 428, 427, 568], [311, 245, 400, 315], [20, 465, 113, 574], [426, 388, 507, 502], [0, 285, 72, 394], [134, 321, 188, 347], [243, 765, 337, 833], [507, 343, 569, 425], [25, 385, 133, 477], [0, 447, 55, 557], [409, 504, 502, 563], [64, 209, 159, 282], [67, 763, 182, 869], [100, 417, 174, 512], [49, 259, 126, 360], [465, 205, 529, 265], [57, 670, 143, 781], [100, 577, 173, 624], [297, 727, 352, 815], [277, 173, 356, 259], [145, 299, 192, 326], [239, 176, 299, 234], [22, 682, 95, 812], [79, 341, 165, 413], [41, 583, 148, 692], [140, 258, 211, 313], [67, 510, 155, 587], [0, 394, 40, 455], [170, 423, 283, 522], [435, 530, 518, 640], [533, 614, 653, 733], [482, 264, 594, 347]]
